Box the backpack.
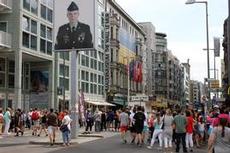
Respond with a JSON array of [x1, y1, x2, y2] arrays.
[[31, 112, 39, 120]]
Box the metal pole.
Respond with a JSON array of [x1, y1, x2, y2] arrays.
[[205, 2, 210, 101], [127, 55, 130, 107], [70, 50, 78, 138], [63, 53, 66, 111]]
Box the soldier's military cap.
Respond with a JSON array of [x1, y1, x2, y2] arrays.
[[67, 1, 79, 11]]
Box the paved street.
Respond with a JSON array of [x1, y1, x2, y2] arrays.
[[0, 132, 208, 153]]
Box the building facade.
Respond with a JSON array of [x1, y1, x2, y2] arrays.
[[181, 60, 191, 105], [138, 22, 156, 96], [105, 0, 146, 108], [153, 32, 168, 101]]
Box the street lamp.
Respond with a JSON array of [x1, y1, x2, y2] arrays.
[[185, 0, 210, 99]]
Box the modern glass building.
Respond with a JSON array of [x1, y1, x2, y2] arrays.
[[0, 0, 107, 111]]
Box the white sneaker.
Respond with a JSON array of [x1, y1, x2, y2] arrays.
[[147, 146, 152, 149]]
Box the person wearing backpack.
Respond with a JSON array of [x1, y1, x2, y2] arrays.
[[31, 108, 40, 136], [0, 108, 4, 135], [133, 106, 146, 147]]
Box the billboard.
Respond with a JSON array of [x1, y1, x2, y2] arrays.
[[54, 0, 95, 51]]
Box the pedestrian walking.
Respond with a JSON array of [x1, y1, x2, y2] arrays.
[[147, 112, 163, 149], [172, 109, 188, 153], [133, 106, 146, 147], [38, 110, 48, 137], [3, 107, 11, 135], [208, 117, 230, 153], [60, 110, 72, 146], [129, 107, 136, 144], [47, 108, 58, 146], [163, 109, 174, 151], [94, 109, 101, 132], [185, 110, 195, 152], [119, 108, 129, 144]]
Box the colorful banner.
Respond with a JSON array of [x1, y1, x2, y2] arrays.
[[78, 90, 85, 121], [129, 60, 143, 82]]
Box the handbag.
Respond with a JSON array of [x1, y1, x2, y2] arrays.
[[60, 124, 68, 132]]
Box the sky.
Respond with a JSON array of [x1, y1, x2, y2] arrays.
[[115, 0, 228, 82]]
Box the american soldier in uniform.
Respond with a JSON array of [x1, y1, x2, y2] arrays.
[[54, 1, 93, 50]]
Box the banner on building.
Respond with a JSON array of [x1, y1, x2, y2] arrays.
[[54, 0, 95, 51], [129, 60, 143, 82], [214, 37, 220, 57]]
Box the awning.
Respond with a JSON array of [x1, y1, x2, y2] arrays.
[[85, 100, 115, 106]]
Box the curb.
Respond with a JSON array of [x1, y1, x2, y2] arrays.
[[29, 141, 79, 145], [78, 134, 104, 138]]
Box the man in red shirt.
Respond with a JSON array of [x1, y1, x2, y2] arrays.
[[186, 111, 195, 152]]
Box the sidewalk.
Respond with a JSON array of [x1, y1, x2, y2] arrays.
[[0, 128, 119, 146]]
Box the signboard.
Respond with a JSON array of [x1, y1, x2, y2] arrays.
[[131, 95, 149, 102], [214, 37, 220, 57], [54, 0, 95, 51], [210, 80, 220, 89]]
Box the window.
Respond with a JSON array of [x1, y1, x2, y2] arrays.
[[47, 27, 52, 40], [8, 61, 15, 73], [22, 16, 30, 31], [59, 64, 69, 77], [47, 41, 52, 55], [40, 2, 53, 23], [60, 52, 69, 60], [47, 9, 53, 23], [31, 0, 38, 14], [41, 4, 46, 20], [81, 82, 89, 93], [23, 32, 29, 48], [31, 20, 37, 34], [0, 58, 5, 72], [31, 35, 37, 50], [8, 74, 14, 88], [40, 24, 46, 38], [23, 0, 38, 15], [0, 22, 7, 32], [40, 24, 53, 55], [40, 39, 46, 53], [23, 0, 30, 11], [59, 77, 69, 90], [0, 73, 5, 87]]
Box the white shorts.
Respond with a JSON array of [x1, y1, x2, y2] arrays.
[[47, 126, 56, 134]]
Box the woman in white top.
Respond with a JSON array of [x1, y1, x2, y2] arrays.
[[61, 110, 72, 146], [163, 109, 174, 149]]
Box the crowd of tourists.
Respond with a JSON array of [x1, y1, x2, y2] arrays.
[[0, 104, 229, 152], [116, 105, 230, 153]]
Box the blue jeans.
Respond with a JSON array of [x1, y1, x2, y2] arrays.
[[62, 130, 70, 144]]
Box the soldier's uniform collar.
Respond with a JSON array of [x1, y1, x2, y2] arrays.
[[70, 22, 79, 30]]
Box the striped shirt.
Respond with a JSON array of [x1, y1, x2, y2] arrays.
[[173, 114, 187, 133]]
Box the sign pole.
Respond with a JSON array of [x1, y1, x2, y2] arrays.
[[70, 50, 78, 139]]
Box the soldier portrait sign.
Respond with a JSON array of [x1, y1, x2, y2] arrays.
[[54, 0, 95, 51]]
